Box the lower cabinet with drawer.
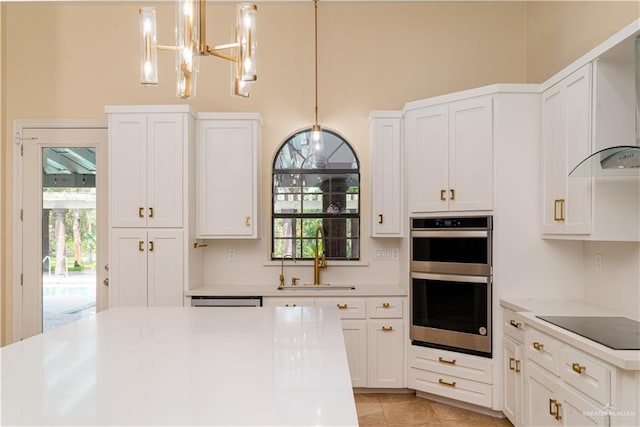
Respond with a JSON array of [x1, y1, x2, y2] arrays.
[[409, 345, 493, 408], [263, 295, 406, 389], [522, 325, 628, 427]]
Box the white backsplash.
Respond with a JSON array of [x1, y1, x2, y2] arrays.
[[583, 241, 640, 318]]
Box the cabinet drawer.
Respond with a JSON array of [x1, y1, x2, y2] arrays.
[[525, 328, 562, 375], [409, 345, 492, 384], [262, 297, 316, 308], [317, 298, 366, 319], [409, 367, 492, 408], [560, 346, 611, 406], [503, 309, 525, 342], [367, 297, 403, 318]]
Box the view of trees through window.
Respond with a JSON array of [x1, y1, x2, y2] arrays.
[[272, 128, 360, 261]]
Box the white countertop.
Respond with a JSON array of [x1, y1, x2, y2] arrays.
[[1, 307, 358, 426], [186, 284, 407, 298], [501, 298, 640, 370]]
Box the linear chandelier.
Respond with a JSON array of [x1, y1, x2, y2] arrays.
[[140, 0, 257, 99]]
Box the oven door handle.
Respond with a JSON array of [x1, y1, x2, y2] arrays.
[[411, 230, 489, 238], [411, 272, 490, 284]]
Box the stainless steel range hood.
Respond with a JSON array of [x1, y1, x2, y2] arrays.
[[569, 36, 640, 177]]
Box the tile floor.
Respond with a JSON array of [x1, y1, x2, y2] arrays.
[[355, 393, 514, 427]]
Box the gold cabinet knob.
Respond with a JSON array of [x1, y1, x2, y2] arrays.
[[533, 342, 544, 351], [382, 302, 390, 309], [336, 304, 348, 309], [572, 363, 586, 374]]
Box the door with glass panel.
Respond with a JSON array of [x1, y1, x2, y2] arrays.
[[21, 128, 107, 338]]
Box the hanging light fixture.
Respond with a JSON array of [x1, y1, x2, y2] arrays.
[[140, 0, 257, 99], [311, 0, 322, 143]]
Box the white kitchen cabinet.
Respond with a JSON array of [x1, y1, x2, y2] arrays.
[[341, 319, 368, 388], [264, 296, 406, 389], [409, 345, 493, 408], [107, 105, 194, 309], [541, 64, 592, 235], [406, 95, 493, 213], [108, 111, 187, 228], [525, 360, 608, 427], [368, 319, 404, 388], [196, 113, 261, 238], [503, 335, 524, 426], [503, 309, 525, 426], [109, 229, 184, 307], [370, 111, 403, 237]]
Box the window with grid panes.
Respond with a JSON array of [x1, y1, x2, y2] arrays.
[[272, 128, 360, 260]]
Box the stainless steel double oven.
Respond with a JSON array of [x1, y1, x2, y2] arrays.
[[410, 216, 493, 357]]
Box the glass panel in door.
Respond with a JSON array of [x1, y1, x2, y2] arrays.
[[41, 147, 97, 332]]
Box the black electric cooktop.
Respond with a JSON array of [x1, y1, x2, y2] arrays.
[[536, 316, 640, 350]]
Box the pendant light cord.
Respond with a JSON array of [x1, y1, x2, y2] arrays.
[[314, 0, 319, 128]]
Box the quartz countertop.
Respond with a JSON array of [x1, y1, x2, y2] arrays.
[[0, 306, 358, 426], [186, 284, 407, 298], [500, 298, 640, 370]]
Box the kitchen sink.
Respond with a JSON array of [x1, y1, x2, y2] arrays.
[[277, 285, 356, 291]]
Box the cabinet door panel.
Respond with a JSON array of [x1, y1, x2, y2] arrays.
[[541, 84, 565, 233], [109, 115, 148, 228], [147, 230, 184, 307], [341, 319, 367, 387], [449, 96, 493, 211], [110, 229, 148, 307], [371, 116, 402, 236], [407, 105, 449, 213], [197, 120, 257, 237], [524, 361, 562, 427], [563, 65, 592, 233], [368, 319, 404, 388], [146, 114, 185, 228]]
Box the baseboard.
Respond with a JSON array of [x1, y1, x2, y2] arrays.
[[353, 387, 414, 394]]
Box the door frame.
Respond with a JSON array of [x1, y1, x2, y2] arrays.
[[13, 119, 107, 341]]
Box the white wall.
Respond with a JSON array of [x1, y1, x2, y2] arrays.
[[583, 241, 640, 318]]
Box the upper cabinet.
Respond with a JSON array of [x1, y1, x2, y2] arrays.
[[406, 95, 493, 213], [108, 110, 189, 228], [540, 20, 640, 241], [541, 64, 593, 235], [196, 113, 262, 239], [370, 111, 403, 237]]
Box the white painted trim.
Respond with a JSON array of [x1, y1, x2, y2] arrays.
[[12, 119, 107, 342], [402, 83, 541, 113], [369, 111, 402, 120]]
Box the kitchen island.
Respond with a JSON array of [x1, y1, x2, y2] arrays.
[[1, 306, 358, 426]]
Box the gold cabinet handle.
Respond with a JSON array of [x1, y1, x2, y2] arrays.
[[509, 357, 516, 371], [382, 326, 393, 332], [449, 188, 455, 200], [245, 216, 251, 227], [193, 242, 209, 249], [549, 399, 558, 417], [139, 207, 145, 218], [440, 189, 446, 201], [555, 403, 562, 421], [438, 379, 456, 387], [148, 241, 154, 252], [515, 359, 521, 373], [378, 214, 384, 224], [554, 199, 566, 222], [572, 363, 586, 374], [509, 319, 522, 328], [336, 304, 348, 309], [138, 240, 145, 252], [438, 357, 456, 365], [533, 342, 544, 351], [382, 302, 390, 309], [148, 207, 154, 218]]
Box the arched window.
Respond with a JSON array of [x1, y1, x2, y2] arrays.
[[272, 128, 360, 260]]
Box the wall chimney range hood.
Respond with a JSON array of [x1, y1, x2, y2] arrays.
[[569, 36, 640, 177]]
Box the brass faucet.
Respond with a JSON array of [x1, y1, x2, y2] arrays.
[[313, 225, 327, 285], [279, 254, 294, 288]]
